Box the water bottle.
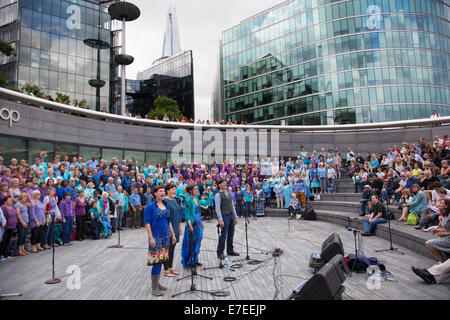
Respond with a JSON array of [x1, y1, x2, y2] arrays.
[[0, 255, 4, 264], [223, 256, 230, 278]]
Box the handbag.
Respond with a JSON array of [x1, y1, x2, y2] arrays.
[[147, 246, 169, 266], [407, 212, 419, 226]]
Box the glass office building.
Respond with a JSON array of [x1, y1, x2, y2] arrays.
[[119, 50, 195, 119], [218, 0, 450, 125], [0, 0, 112, 111]]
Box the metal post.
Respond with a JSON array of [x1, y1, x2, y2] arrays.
[[120, 17, 126, 116]]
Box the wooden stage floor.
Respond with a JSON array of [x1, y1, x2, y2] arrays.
[[1, 217, 449, 300]]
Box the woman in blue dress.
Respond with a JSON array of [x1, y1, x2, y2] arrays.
[[181, 184, 204, 269], [144, 186, 177, 297], [309, 163, 320, 194], [283, 180, 293, 209]]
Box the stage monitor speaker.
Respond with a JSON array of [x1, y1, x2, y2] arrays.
[[321, 233, 344, 264], [291, 254, 349, 300]]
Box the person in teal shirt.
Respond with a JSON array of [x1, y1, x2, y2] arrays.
[[274, 181, 284, 209], [199, 194, 212, 220], [283, 180, 293, 209], [317, 163, 328, 193], [181, 185, 204, 268], [244, 186, 255, 219]]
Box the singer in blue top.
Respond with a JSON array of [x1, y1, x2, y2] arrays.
[[181, 184, 204, 268], [144, 186, 177, 297]]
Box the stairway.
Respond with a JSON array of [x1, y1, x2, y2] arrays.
[[265, 178, 437, 260]]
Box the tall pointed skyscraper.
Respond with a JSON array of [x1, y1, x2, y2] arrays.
[[162, 5, 182, 58]]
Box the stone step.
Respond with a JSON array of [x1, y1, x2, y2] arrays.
[[336, 186, 359, 193], [310, 200, 402, 218], [318, 193, 362, 202], [313, 209, 435, 259], [257, 208, 436, 259]]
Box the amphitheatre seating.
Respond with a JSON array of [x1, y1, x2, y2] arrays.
[[266, 178, 437, 260]]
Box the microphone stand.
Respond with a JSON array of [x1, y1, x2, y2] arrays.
[[108, 205, 124, 249], [376, 194, 404, 255], [203, 223, 224, 271], [45, 214, 61, 284], [172, 224, 214, 298], [233, 207, 261, 265]]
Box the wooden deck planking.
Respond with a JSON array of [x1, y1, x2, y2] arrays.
[[1, 217, 449, 300]]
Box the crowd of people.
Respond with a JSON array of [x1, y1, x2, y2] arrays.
[[0, 133, 449, 287]]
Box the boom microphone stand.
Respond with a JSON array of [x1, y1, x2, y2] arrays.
[[376, 194, 404, 255]]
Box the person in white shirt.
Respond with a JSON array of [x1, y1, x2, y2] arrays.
[[327, 166, 337, 193], [430, 110, 440, 119], [346, 147, 355, 166]]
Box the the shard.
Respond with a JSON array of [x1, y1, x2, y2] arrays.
[[162, 4, 182, 58]]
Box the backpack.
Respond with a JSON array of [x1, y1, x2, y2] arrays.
[[407, 212, 419, 226], [345, 254, 386, 273], [302, 204, 316, 220]]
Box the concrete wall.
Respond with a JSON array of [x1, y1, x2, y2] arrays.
[[1, 99, 448, 157]]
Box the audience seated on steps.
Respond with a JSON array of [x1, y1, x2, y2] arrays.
[[416, 183, 449, 230], [359, 185, 372, 217], [398, 183, 428, 222], [361, 195, 388, 236], [424, 199, 450, 263]]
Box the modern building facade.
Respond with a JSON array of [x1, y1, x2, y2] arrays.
[[0, 0, 113, 111], [114, 5, 195, 120], [216, 0, 450, 125]]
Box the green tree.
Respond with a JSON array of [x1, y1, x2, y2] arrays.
[[55, 92, 71, 105], [147, 96, 183, 120], [22, 83, 44, 98], [0, 39, 16, 89]]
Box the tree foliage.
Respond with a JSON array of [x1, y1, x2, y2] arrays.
[[0, 39, 16, 88], [55, 92, 71, 105], [0, 39, 16, 57], [22, 83, 44, 98], [147, 96, 183, 120]]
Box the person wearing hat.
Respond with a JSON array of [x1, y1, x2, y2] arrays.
[[59, 192, 75, 246], [359, 185, 372, 216], [215, 179, 239, 260]]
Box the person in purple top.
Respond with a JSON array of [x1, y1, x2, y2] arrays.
[[1, 168, 12, 188], [1, 196, 17, 259], [15, 193, 30, 256], [74, 192, 88, 241], [59, 192, 75, 246], [29, 190, 45, 252], [22, 179, 35, 205]]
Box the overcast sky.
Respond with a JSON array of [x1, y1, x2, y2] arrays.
[[125, 0, 281, 120]]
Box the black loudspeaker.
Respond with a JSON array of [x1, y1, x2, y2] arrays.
[[321, 233, 344, 264], [290, 254, 349, 300]]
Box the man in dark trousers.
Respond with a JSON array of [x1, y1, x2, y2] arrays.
[[215, 180, 239, 260]]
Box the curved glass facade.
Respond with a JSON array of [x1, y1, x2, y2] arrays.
[[0, 0, 112, 111], [220, 0, 450, 125]]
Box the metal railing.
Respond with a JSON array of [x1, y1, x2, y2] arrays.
[[1, 86, 449, 132]]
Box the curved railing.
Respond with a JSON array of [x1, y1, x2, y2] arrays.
[[1, 86, 449, 132]]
